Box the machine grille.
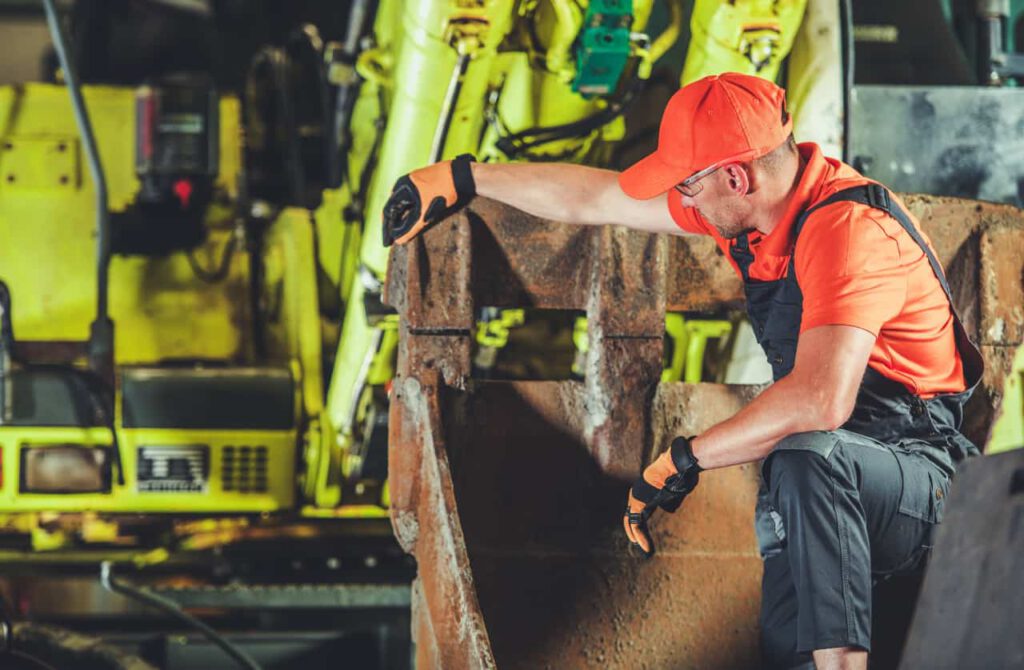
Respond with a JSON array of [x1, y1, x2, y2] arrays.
[[221, 446, 268, 493]]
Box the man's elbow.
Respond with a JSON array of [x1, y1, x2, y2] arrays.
[[811, 390, 857, 432], [793, 383, 856, 433]]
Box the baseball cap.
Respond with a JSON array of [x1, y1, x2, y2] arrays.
[[619, 73, 793, 200]]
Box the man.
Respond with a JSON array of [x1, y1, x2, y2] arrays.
[[381, 73, 983, 670]]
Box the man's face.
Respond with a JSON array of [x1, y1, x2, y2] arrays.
[[676, 168, 752, 239]]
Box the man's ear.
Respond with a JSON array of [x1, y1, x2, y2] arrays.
[[722, 163, 752, 196]]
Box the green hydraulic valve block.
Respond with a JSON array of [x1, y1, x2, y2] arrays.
[[573, 0, 634, 97]]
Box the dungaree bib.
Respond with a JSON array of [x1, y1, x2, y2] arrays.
[[731, 184, 985, 558]]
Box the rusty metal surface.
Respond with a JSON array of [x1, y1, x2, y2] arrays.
[[389, 373, 495, 669], [385, 194, 1024, 669], [443, 381, 764, 669], [978, 223, 1024, 347]]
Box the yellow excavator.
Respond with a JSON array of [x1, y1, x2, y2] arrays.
[[0, 0, 911, 667]]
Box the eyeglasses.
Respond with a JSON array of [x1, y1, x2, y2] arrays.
[[673, 164, 721, 198]]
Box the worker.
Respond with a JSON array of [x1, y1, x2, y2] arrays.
[[380, 72, 983, 670]]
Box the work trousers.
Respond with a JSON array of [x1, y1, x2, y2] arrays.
[[756, 429, 952, 669]]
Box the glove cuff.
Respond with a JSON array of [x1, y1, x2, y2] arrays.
[[669, 436, 702, 477], [451, 154, 477, 206], [630, 476, 661, 506]]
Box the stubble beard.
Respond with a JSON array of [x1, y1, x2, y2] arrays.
[[708, 215, 749, 240]]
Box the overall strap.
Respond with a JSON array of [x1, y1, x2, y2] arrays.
[[791, 184, 955, 304], [730, 232, 756, 282]]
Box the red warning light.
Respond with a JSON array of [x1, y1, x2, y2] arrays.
[[173, 178, 193, 208]]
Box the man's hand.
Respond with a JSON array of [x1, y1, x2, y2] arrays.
[[382, 154, 476, 246], [624, 436, 702, 556]]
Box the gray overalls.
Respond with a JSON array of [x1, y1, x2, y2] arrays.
[[729, 184, 985, 668]]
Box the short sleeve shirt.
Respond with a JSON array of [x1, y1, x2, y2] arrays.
[[667, 143, 966, 397]]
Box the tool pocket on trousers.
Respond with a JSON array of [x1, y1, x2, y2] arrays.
[[894, 450, 948, 524], [755, 497, 786, 559]]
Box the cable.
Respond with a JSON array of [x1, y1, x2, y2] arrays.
[[0, 597, 58, 670], [495, 77, 644, 159], [344, 85, 387, 223], [21, 363, 125, 486], [100, 562, 261, 670], [42, 0, 115, 379], [187, 232, 238, 283], [1, 284, 124, 486], [2, 649, 59, 670]]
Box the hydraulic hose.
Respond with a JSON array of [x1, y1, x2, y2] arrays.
[[331, 0, 375, 188], [100, 562, 261, 670], [41, 0, 114, 380], [430, 50, 472, 163], [495, 77, 644, 159]]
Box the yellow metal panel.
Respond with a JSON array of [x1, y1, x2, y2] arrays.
[[682, 0, 808, 85], [0, 84, 249, 363], [262, 208, 325, 417], [108, 231, 251, 363], [0, 428, 296, 512], [216, 96, 242, 198], [988, 343, 1024, 453], [0, 84, 139, 209]]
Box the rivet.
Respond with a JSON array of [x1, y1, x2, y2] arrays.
[[5, 174, 14, 183], [59, 175, 69, 185], [56, 142, 66, 152]]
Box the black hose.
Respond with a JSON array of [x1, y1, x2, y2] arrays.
[[345, 86, 388, 223], [41, 0, 114, 379], [286, 25, 333, 193], [331, 0, 375, 189], [2, 649, 59, 670], [100, 563, 261, 670], [495, 77, 644, 159], [430, 52, 472, 163], [0, 596, 58, 670], [187, 233, 238, 283]]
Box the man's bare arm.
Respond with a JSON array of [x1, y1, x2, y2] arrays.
[[471, 162, 687, 236], [690, 324, 877, 469]]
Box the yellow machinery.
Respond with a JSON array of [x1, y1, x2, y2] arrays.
[[318, 0, 670, 497], [988, 342, 1024, 453], [0, 84, 310, 519], [0, 0, 808, 554], [321, 0, 807, 497], [0, 0, 817, 666], [683, 0, 808, 85], [0, 0, 679, 552]]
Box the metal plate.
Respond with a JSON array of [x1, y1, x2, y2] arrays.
[[0, 135, 79, 191], [849, 85, 1024, 206]]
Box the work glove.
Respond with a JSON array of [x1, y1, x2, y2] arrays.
[[381, 154, 477, 246], [624, 436, 702, 557]]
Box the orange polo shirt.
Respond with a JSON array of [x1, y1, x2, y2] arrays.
[[667, 143, 966, 397]]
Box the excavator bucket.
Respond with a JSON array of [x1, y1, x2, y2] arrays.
[[384, 195, 1024, 669]]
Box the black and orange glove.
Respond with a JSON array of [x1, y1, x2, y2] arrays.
[[624, 436, 702, 557], [381, 154, 477, 246]]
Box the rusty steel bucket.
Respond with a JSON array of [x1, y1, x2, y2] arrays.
[[384, 195, 1024, 669]]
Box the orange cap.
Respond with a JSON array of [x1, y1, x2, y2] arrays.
[[619, 73, 793, 200]]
